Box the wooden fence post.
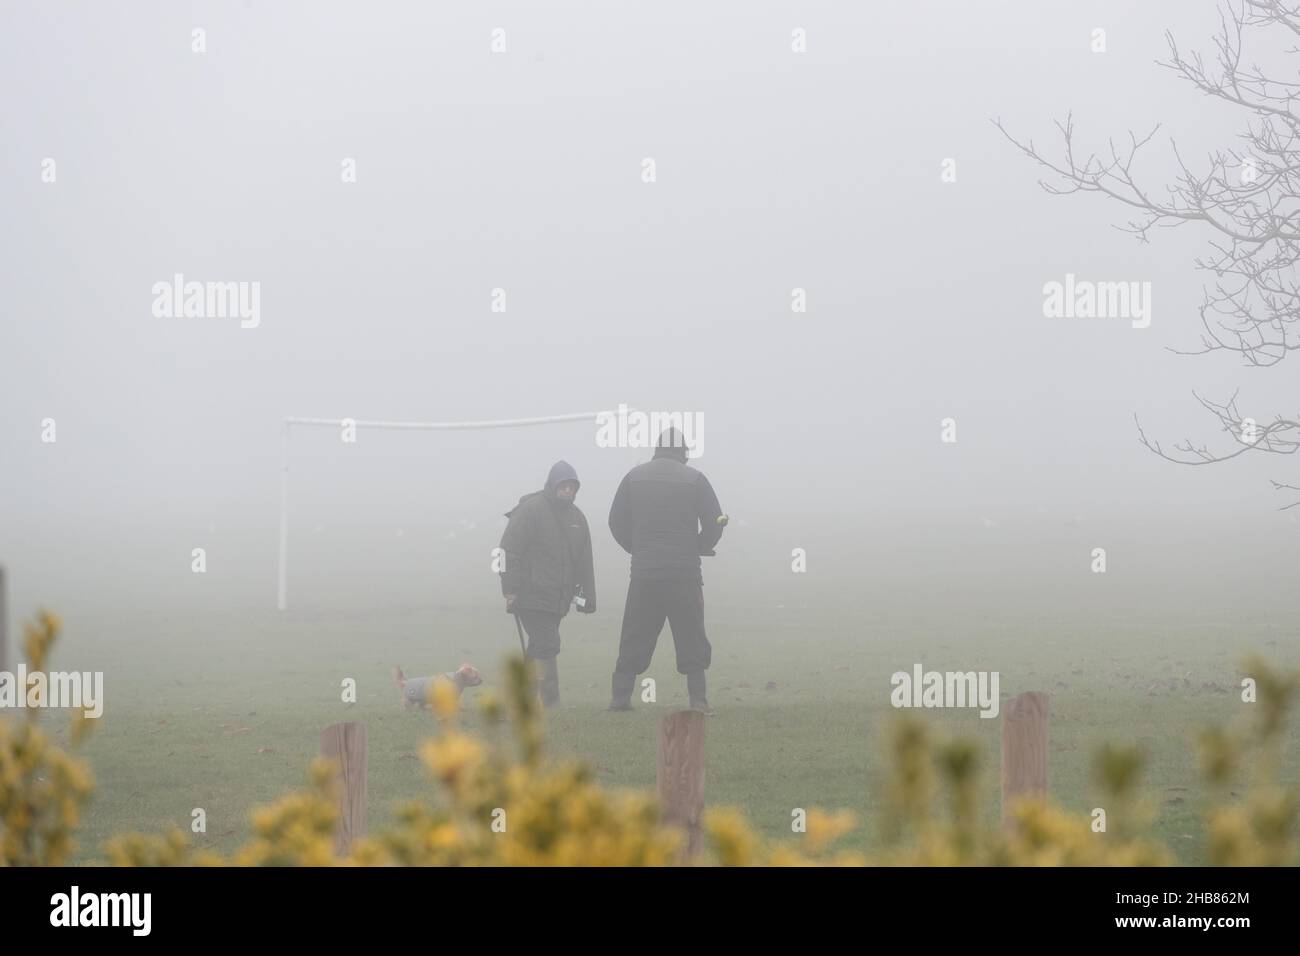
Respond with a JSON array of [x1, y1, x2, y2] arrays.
[[1001, 691, 1049, 824], [320, 721, 367, 855], [657, 710, 706, 857]]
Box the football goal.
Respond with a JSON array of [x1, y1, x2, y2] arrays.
[[275, 411, 610, 610]]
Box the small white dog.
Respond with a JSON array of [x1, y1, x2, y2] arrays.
[[392, 664, 483, 709]]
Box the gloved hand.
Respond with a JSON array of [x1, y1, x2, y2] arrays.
[[578, 601, 596, 614]]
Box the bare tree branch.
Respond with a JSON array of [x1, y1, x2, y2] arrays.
[[1001, 1, 1300, 508]]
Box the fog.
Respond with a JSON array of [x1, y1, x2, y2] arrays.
[[2, 1, 1296, 631]]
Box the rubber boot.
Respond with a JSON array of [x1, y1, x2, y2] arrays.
[[687, 671, 713, 715], [608, 671, 635, 711], [538, 656, 560, 707]]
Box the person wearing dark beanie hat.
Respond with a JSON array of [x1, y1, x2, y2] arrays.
[[653, 426, 689, 463], [607, 428, 725, 714]]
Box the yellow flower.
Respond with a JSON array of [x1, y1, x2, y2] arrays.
[[420, 733, 485, 785], [805, 808, 857, 856], [431, 679, 461, 719], [704, 808, 758, 867]]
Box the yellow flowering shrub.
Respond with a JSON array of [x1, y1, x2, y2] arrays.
[[4, 610, 1298, 867], [0, 612, 95, 866]]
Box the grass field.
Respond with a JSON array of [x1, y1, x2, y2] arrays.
[[32, 598, 1299, 865]]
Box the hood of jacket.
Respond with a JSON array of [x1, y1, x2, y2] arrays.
[[545, 460, 580, 497], [504, 461, 580, 518]]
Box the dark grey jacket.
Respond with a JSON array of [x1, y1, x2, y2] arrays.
[[499, 461, 596, 616], [608, 448, 724, 583]]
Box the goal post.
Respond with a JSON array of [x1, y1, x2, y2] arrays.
[[276, 411, 615, 611]]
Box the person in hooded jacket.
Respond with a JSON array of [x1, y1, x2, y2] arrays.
[[498, 460, 596, 705]]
